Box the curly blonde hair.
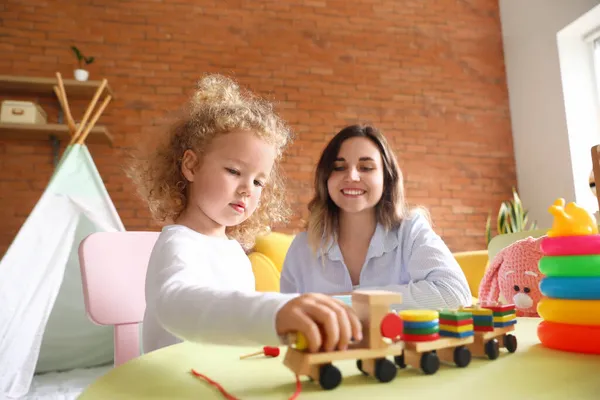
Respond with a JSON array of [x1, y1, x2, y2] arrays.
[[127, 74, 293, 249]]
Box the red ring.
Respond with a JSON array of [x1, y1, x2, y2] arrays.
[[402, 332, 440, 342], [541, 235, 600, 256], [537, 320, 600, 354]]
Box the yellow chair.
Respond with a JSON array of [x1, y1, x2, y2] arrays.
[[248, 232, 295, 292], [453, 250, 488, 301]]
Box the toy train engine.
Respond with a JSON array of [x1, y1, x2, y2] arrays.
[[283, 290, 406, 390]]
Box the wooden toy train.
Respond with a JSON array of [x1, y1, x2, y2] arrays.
[[283, 290, 518, 390]]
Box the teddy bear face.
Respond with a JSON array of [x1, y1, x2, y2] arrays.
[[498, 265, 543, 315]]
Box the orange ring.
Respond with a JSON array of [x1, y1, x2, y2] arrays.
[[537, 320, 600, 354]]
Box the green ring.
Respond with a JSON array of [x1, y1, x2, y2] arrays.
[[539, 255, 600, 277]]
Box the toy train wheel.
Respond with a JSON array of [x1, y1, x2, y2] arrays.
[[453, 346, 471, 368], [394, 353, 406, 368], [374, 358, 397, 383], [319, 363, 342, 390], [485, 338, 500, 360], [356, 360, 368, 375], [420, 351, 440, 375], [504, 334, 518, 353]]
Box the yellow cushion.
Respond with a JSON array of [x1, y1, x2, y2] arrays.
[[248, 252, 280, 292], [453, 250, 488, 297], [252, 232, 295, 272]]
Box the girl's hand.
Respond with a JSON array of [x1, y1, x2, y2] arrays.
[[275, 293, 362, 353]]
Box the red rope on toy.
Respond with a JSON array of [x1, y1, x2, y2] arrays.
[[191, 369, 302, 399]]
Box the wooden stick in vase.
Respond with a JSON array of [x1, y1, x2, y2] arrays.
[[72, 79, 108, 144], [75, 95, 112, 145]]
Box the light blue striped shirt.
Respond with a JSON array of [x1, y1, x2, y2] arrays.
[[280, 212, 473, 310]]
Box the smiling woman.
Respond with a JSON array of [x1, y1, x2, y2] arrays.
[[279, 124, 473, 311]]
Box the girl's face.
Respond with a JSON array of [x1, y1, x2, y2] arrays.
[[326, 137, 384, 216], [180, 130, 275, 236]]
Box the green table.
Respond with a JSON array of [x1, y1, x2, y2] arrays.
[[79, 318, 599, 399]]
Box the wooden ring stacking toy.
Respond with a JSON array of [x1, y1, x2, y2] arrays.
[[540, 235, 600, 256], [537, 321, 600, 354], [539, 277, 600, 299], [537, 298, 600, 325], [538, 255, 600, 277]]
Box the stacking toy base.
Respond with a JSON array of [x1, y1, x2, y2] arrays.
[[537, 320, 600, 355]]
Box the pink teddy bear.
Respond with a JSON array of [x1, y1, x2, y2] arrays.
[[478, 236, 546, 317]]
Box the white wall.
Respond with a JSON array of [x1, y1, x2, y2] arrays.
[[499, 0, 600, 230]]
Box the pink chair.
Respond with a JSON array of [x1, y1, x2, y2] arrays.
[[78, 231, 160, 366]]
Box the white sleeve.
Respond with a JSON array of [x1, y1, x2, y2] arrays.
[[367, 213, 473, 310], [148, 241, 298, 347]]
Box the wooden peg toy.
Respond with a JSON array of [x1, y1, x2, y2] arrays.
[[239, 346, 280, 360]]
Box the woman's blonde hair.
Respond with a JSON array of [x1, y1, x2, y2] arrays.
[[127, 74, 293, 249], [306, 124, 418, 255]]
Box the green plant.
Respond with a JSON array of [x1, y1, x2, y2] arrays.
[[485, 187, 538, 245], [71, 46, 95, 69]]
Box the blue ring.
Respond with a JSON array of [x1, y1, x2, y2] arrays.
[[403, 320, 439, 329], [539, 277, 600, 300]]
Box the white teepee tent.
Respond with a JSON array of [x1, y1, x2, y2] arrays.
[[0, 74, 123, 399]]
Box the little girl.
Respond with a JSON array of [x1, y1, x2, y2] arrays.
[[128, 75, 361, 355], [280, 124, 472, 310]]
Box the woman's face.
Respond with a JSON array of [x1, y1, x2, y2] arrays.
[[326, 137, 385, 215]]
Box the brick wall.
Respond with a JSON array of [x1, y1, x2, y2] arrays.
[[0, 0, 516, 254]]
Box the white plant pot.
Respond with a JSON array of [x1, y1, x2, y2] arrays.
[[74, 69, 89, 81]]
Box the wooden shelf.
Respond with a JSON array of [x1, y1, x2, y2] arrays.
[[0, 75, 113, 99], [0, 123, 113, 145]]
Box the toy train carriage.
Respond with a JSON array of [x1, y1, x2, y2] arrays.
[[459, 303, 518, 359], [393, 308, 476, 375]]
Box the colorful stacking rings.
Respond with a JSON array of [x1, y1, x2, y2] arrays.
[[539, 277, 600, 299], [537, 298, 600, 325], [539, 255, 600, 277], [399, 310, 440, 342], [540, 235, 600, 256], [537, 321, 600, 354]]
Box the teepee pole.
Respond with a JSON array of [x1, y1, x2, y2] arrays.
[[75, 95, 112, 145], [52, 85, 76, 137], [72, 79, 108, 143], [55, 72, 77, 134]]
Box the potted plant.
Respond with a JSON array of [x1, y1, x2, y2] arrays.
[[485, 187, 538, 246], [71, 46, 95, 81]]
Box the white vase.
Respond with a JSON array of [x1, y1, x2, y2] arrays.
[[74, 69, 89, 81]]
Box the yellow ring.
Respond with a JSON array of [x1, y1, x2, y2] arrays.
[[537, 298, 600, 325], [399, 310, 439, 322]]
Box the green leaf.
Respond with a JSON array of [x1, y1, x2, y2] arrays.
[[485, 214, 492, 245], [498, 203, 508, 233], [71, 46, 83, 61]]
